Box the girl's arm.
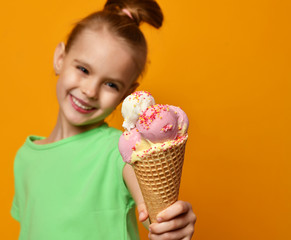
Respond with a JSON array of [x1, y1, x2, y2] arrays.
[[123, 164, 197, 239], [123, 164, 150, 229]]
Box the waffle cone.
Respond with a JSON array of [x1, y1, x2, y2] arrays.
[[133, 136, 188, 223]]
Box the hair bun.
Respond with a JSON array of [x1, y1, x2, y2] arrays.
[[104, 0, 163, 28]]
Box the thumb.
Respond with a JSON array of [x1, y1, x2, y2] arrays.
[[136, 202, 149, 222]]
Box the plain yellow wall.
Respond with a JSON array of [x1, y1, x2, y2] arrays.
[[1, 0, 290, 239]]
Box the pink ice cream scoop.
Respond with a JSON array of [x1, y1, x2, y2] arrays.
[[118, 128, 142, 163], [136, 104, 179, 143], [169, 106, 189, 136]]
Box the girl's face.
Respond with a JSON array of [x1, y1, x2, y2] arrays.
[[54, 29, 138, 130]]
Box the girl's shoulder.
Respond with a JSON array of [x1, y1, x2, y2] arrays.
[[25, 123, 122, 147]]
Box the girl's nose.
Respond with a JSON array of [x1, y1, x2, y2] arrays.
[[81, 78, 99, 100]]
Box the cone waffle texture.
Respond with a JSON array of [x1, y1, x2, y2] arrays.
[[133, 136, 188, 223]]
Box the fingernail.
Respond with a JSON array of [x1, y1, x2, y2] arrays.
[[149, 227, 152, 232], [157, 217, 163, 222]]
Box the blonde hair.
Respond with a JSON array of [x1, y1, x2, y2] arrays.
[[65, 0, 163, 79]]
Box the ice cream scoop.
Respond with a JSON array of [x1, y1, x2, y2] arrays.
[[118, 128, 142, 163], [118, 128, 151, 163], [136, 104, 179, 143], [121, 91, 155, 131]]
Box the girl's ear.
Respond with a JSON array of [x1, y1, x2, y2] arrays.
[[53, 42, 66, 75]]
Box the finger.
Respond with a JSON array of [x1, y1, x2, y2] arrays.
[[156, 201, 191, 222], [149, 214, 188, 234], [136, 202, 149, 222], [148, 223, 194, 240]]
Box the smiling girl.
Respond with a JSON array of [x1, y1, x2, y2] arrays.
[[11, 0, 196, 239]]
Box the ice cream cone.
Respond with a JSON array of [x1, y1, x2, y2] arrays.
[[133, 136, 188, 223]]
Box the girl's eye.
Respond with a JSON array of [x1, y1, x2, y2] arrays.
[[106, 82, 119, 91], [77, 66, 89, 75]]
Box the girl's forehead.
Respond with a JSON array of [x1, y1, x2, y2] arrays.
[[66, 29, 138, 81], [67, 29, 133, 62], [70, 28, 129, 52]]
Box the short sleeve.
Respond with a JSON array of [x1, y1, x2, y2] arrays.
[[11, 195, 20, 221]]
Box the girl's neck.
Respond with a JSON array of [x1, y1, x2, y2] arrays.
[[38, 111, 104, 144]]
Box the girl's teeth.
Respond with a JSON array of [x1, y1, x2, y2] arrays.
[[72, 97, 93, 110]]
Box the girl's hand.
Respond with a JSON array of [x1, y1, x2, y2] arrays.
[[147, 201, 196, 240], [123, 165, 196, 239]]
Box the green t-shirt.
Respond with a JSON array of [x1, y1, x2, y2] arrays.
[[11, 123, 139, 240]]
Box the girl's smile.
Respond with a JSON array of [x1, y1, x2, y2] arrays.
[[70, 94, 97, 114]]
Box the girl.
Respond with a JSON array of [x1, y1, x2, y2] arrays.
[[11, 0, 196, 239]]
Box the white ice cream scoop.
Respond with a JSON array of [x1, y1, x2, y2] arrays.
[[121, 91, 155, 131]]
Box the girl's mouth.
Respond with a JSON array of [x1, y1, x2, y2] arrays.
[[70, 94, 96, 114]]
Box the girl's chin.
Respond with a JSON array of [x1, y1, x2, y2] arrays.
[[69, 114, 108, 127], [60, 106, 113, 128]]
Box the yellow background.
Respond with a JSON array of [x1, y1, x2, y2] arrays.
[[1, 0, 290, 239]]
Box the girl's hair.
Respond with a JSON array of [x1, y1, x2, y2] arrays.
[[65, 0, 163, 80]]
